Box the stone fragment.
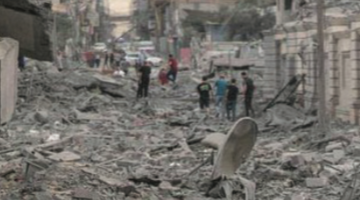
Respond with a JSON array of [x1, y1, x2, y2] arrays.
[[291, 194, 306, 200], [81, 168, 97, 175], [322, 150, 345, 164], [201, 133, 226, 149], [159, 181, 179, 191], [263, 142, 283, 150], [48, 151, 81, 162], [72, 188, 99, 200], [333, 149, 345, 163], [351, 146, 360, 156], [34, 192, 55, 200], [305, 177, 328, 188], [99, 175, 123, 186], [281, 152, 305, 168], [34, 111, 49, 124], [325, 142, 343, 152], [302, 152, 318, 162]]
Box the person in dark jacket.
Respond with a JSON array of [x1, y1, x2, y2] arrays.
[[137, 61, 152, 99], [225, 78, 239, 121], [18, 54, 25, 71], [196, 76, 213, 114], [241, 72, 255, 117]]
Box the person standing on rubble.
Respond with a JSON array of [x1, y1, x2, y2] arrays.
[[137, 61, 152, 99], [94, 53, 101, 68], [214, 74, 228, 118], [225, 78, 239, 121], [167, 54, 178, 84], [104, 51, 110, 68], [109, 51, 115, 67], [197, 76, 213, 114], [18, 53, 25, 71], [158, 68, 168, 86], [241, 72, 255, 117]]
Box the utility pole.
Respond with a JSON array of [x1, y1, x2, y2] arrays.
[[316, 0, 326, 131]]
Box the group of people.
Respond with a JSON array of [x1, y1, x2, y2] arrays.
[[87, 51, 128, 73], [136, 54, 179, 99], [196, 72, 255, 121]]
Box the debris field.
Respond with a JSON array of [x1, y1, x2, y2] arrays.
[[0, 61, 358, 200]]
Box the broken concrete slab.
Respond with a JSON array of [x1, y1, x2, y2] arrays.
[[159, 181, 179, 191], [48, 151, 81, 162], [34, 110, 49, 124], [201, 133, 226, 149], [99, 175, 123, 186], [305, 177, 328, 188], [325, 142, 343, 152], [72, 188, 100, 200]]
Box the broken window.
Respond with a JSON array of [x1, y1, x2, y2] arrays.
[[285, 0, 293, 10]]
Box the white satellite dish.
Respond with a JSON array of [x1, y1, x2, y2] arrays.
[[211, 117, 258, 179]]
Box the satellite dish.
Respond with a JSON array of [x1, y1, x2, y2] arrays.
[[211, 117, 258, 179]]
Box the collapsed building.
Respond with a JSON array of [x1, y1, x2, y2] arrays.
[[263, 0, 360, 124], [0, 0, 53, 124]]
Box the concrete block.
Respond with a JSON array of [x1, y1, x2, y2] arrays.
[[201, 133, 226, 149], [291, 194, 306, 200], [48, 151, 81, 162], [72, 188, 100, 200], [333, 149, 345, 163], [305, 177, 328, 188], [325, 142, 343, 152]]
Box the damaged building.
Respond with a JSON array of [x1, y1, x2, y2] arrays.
[[0, 0, 53, 61], [263, 0, 360, 124], [0, 0, 53, 124]]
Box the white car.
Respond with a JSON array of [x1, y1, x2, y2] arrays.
[[124, 52, 144, 66], [92, 42, 107, 52], [146, 55, 163, 67]]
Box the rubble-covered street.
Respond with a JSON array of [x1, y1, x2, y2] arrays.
[[0, 62, 357, 200], [2, 0, 360, 199]]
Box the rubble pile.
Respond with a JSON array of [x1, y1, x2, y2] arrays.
[[0, 62, 358, 199]]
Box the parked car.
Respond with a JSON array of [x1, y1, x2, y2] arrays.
[[145, 53, 163, 67], [124, 51, 144, 67], [92, 42, 107, 52], [124, 51, 163, 67]]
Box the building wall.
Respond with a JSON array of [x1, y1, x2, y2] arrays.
[[263, 31, 278, 100], [267, 11, 360, 124], [0, 38, 18, 124], [0, 4, 52, 61]]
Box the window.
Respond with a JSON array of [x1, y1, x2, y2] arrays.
[[285, 0, 293, 10], [341, 52, 350, 88]]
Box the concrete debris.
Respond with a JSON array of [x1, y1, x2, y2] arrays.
[[72, 188, 99, 200], [48, 151, 81, 162], [305, 177, 329, 188], [0, 61, 357, 200], [201, 133, 226, 149]]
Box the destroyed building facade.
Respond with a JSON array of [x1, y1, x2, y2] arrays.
[[263, 0, 360, 124], [0, 0, 53, 61], [0, 0, 53, 124]]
